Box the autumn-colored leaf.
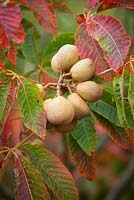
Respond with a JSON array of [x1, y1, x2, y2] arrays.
[[14, 155, 50, 200], [0, 3, 24, 64], [17, 80, 46, 139], [68, 134, 96, 181], [92, 111, 134, 152], [86, 15, 131, 70], [75, 24, 110, 76], [18, 0, 58, 35], [98, 0, 134, 12], [88, 0, 100, 9], [0, 3, 25, 44], [22, 144, 79, 199], [0, 80, 16, 144], [8, 42, 17, 65]]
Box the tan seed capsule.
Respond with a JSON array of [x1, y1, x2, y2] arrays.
[[70, 58, 96, 82], [68, 93, 90, 119], [51, 44, 79, 74], [45, 96, 75, 125], [55, 120, 77, 133], [76, 81, 103, 102]]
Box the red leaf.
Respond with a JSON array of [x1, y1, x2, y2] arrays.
[[8, 42, 17, 65], [18, 0, 58, 35], [0, 3, 25, 44], [86, 15, 131, 70], [88, 0, 100, 9], [55, 2, 72, 13], [1, 110, 13, 144], [98, 0, 134, 12], [68, 134, 96, 181], [75, 24, 111, 78], [0, 80, 16, 144], [93, 112, 134, 152]]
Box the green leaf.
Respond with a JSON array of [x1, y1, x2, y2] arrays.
[[113, 75, 126, 127], [14, 155, 50, 200], [71, 115, 97, 156], [92, 111, 134, 152], [22, 144, 79, 200], [128, 73, 134, 120], [0, 80, 15, 134], [42, 32, 74, 78], [113, 70, 134, 129], [22, 29, 39, 65], [17, 80, 46, 138], [68, 134, 96, 181], [89, 100, 120, 126]]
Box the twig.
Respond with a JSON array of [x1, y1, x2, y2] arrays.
[[97, 68, 113, 76]]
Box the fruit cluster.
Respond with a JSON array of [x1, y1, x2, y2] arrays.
[[41, 44, 103, 133]]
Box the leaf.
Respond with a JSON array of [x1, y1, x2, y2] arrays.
[[128, 73, 134, 119], [86, 15, 131, 70], [0, 3, 25, 44], [98, 0, 134, 12], [18, 0, 58, 35], [71, 116, 97, 155], [0, 80, 16, 137], [113, 75, 126, 127], [75, 25, 112, 79], [68, 134, 96, 181], [8, 42, 17, 65], [17, 80, 46, 138], [92, 111, 134, 152], [14, 155, 50, 200], [129, 38, 134, 55], [89, 100, 120, 126], [22, 144, 79, 200], [0, 110, 12, 144], [113, 70, 134, 129], [88, 0, 100, 9], [42, 32, 74, 78], [22, 29, 39, 65]]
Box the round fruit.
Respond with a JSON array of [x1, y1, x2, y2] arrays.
[[68, 93, 89, 119], [70, 58, 96, 82], [51, 53, 61, 74], [55, 120, 77, 133], [76, 81, 103, 102], [43, 98, 52, 111], [36, 83, 46, 99], [45, 96, 75, 125], [51, 44, 79, 73]]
